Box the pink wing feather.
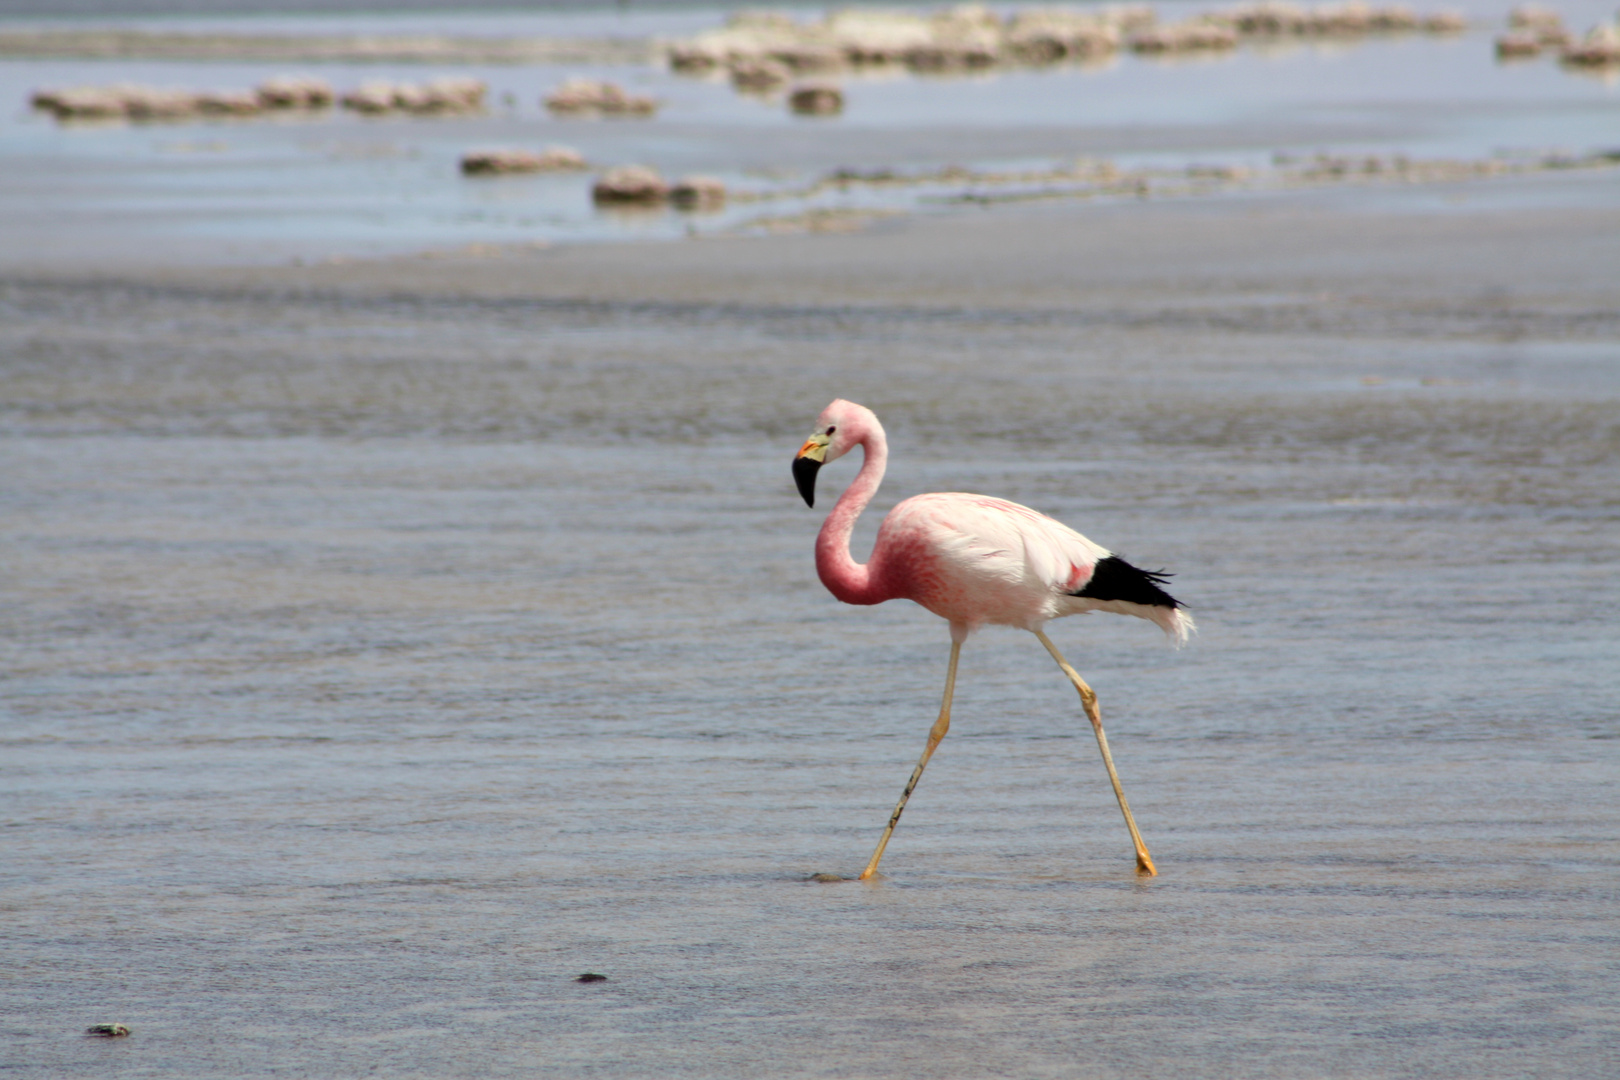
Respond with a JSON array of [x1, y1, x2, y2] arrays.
[[875, 493, 1113, 630]]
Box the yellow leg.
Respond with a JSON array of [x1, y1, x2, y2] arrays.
[[1033, 629, 1158, 876], [859, 639, 961, 880]]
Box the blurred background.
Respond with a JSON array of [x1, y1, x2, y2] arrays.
[[2, 0, 1618, 261]]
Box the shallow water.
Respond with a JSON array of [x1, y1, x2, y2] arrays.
[[3, 192, 1618, 1075]]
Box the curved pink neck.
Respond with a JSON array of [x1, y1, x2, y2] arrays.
[[815, 422, 890, 606]]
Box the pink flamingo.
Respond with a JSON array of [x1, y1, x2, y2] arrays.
[[793, 400, 1193, 879]]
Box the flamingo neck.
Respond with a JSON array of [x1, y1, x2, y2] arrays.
[[815, 423, 890, 606]]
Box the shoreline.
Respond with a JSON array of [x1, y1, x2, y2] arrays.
[[4, 156, 1618, 281], [8, 173, 1617, 326]]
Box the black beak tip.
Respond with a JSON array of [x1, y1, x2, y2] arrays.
[[792, 456, 821, 507]]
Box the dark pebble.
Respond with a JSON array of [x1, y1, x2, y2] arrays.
[[575, 973, 608, 983], [85, 1024, 130, 1037]]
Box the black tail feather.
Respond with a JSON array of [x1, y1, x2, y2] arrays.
[[1072, 555, 1183, 610]]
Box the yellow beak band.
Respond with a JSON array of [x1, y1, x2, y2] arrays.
[[797, 435, 829, 463]]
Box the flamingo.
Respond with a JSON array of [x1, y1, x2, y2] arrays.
[[793, 400, 1193, 879]]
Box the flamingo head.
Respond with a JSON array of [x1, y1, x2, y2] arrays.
[[793, 399, 871, 507]]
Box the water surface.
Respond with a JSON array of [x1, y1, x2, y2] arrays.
[[3, 188, 1617, 1074]]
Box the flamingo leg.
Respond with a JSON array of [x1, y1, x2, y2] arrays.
[[1033, 630, 1158, 876], [858, 639, 961, 880]]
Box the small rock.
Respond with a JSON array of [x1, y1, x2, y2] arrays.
[[342, 80, 399, 114], [257, 75, 335, 109], [461, 145, 587, 175], [122, 87, 200, 121], [339, 78, 485, 115], [1562, 24, 1620, 65], [671, 174, 727, 209], [1226, 2, 1307, 35], [789, 83, 844, 116], [1495, 31, 1543, 56], [194, 89, 263, 116], [669, 44, 724, 71], [575, 972, 608, 983], [1005, 29, 1066, 63], [1067, 26, 1122, 57], [1129, 22, 1237, 53], [904, 34, 1002, 70], [592, 164, 670, 203], [534, 145, 589, 170], [545, 78, 657, 116], [85, 1024, 130, 1038], [417, 77, 486, 113], [730, 58, 792, 90], [391, 82, 434, 112], [543, 78, 598, 112], [808, 872, 848, 882], [40, 86, 128, 120]]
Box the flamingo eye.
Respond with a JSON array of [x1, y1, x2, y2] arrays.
[[825, 426, 836, 436]]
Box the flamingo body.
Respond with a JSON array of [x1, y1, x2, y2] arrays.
[[793, 398, 1191, 878], [801, 399, 1192, 641], [871, 493, 1188, 636]]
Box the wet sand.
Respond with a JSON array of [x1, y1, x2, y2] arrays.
[[248, 170, 1620, 310], [4, 177, 1618, 1077]]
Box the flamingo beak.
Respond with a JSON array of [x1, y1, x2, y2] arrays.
[[793, 435, 829, 507]]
